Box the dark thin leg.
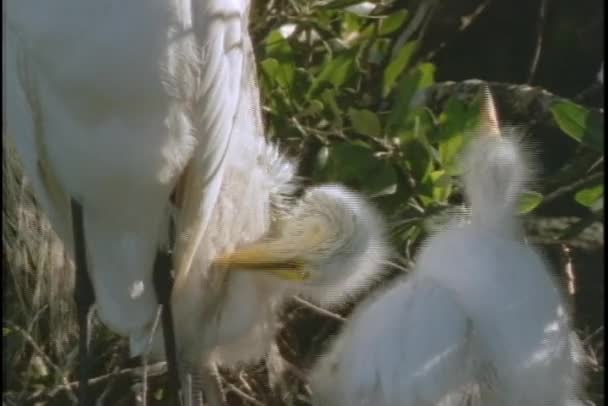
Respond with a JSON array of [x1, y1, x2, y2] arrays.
[[70, 199, 95, 406], [153, 246, 180, 404]]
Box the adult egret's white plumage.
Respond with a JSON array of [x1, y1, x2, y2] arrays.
[[5, 0, 388, 403], [6, 0, 251, 352], [309, 90, 585, 406]]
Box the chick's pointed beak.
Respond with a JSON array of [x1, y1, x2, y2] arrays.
[[213, 243, 311, 281], [479, 85, 501, 137]]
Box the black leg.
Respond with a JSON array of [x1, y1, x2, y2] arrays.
[[153, 243, 181, 404], [70, 199, 95, 406]]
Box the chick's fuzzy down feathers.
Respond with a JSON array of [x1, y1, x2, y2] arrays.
[[310, 96, 584, 405]]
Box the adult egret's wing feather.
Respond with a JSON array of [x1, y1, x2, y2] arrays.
[[173, 0, 247, 280], [4, 27, 72, 246]]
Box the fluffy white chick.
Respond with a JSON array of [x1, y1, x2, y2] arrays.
[[309, 89, 585, 406], [182, 183, 389, 370]]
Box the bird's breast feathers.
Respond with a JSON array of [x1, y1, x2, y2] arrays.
[[6, 0, 232, 202]]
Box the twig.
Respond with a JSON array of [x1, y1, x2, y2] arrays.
[[423, 1, 491, 61], [560, 244, 576, 296], [141, 304, 163, 406], [542, 171, 603, 205], [95, 365, 121, 406], [4, 320, 77, 403], [224, 382, 265, 406], [390, 0, 438, 60], [291, 296, 345, 322], [200, 363, 226, 406], [582, 326, 604, 346], [27, 362, 168, 403], [411, 79, 604, 123], [527, 0, 549, 84], [381, 259, 412, 273]]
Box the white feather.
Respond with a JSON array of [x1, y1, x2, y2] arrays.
[[4, 0, 258, 363]]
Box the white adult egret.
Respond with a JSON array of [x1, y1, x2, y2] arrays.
[[5, 1, 389, 403], [309, 90, 585, 406], [5, 1, 258, 401]]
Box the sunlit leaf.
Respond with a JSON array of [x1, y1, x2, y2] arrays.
[[437, 98, 468, 140], [383, 41, 418, 97], [261, 58, 294, 90], [264, 30, 294, 61], [379, 10, 409, 36], [518, 191, 543, 214], [430, 170, 453, 203], [386, 63, 435, 135], [308, 53, 356, 97], [348, 108, 381, 137], [551, 100, 604, 151], [438, 134, 465, 174], [574, 184, 604, 208]]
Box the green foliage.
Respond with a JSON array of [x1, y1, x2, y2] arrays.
[[575, 184, 604, 209], [518, 191, 544, 214], [383, 41, 418, 97], [313, 142, 397, 197], [551, 100, 604, 151], [253, 0, 604, 256], [348, 108, 381, 137]]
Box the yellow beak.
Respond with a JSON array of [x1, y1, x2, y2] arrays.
[[213, 243, 311, 281]]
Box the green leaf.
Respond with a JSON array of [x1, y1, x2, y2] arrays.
[[403, 139, 433, 183], [574, 184, 604, 208], [321, 88, 344, 127], [518, 191, 544, 214], [348, 108, 381, 137], [386, 63, 435, 135], [436, 96, 483, 139], [396, 107, 435, 144], [302, 99, 325, 117], [313, 143, 397, 196], [308, 53, 356, 97], [437, 98, 468, 140], [264, 30, 294, 61], [261, 58, 295, 90], [433, 95, 484, 173], [379, 10, 409, 36], [438, 134, 465, 174], [430, 170, 453, 203], [344, 11, 363, 32], [382, 41, 418, 97], [550, 100, 604, 151]]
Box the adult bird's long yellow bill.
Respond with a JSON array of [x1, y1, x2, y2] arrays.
[[214, 244, 311, 281]]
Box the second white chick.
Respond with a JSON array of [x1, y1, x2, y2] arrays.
[[309, 90, 584, 406], [208, 184, 388, 365]]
